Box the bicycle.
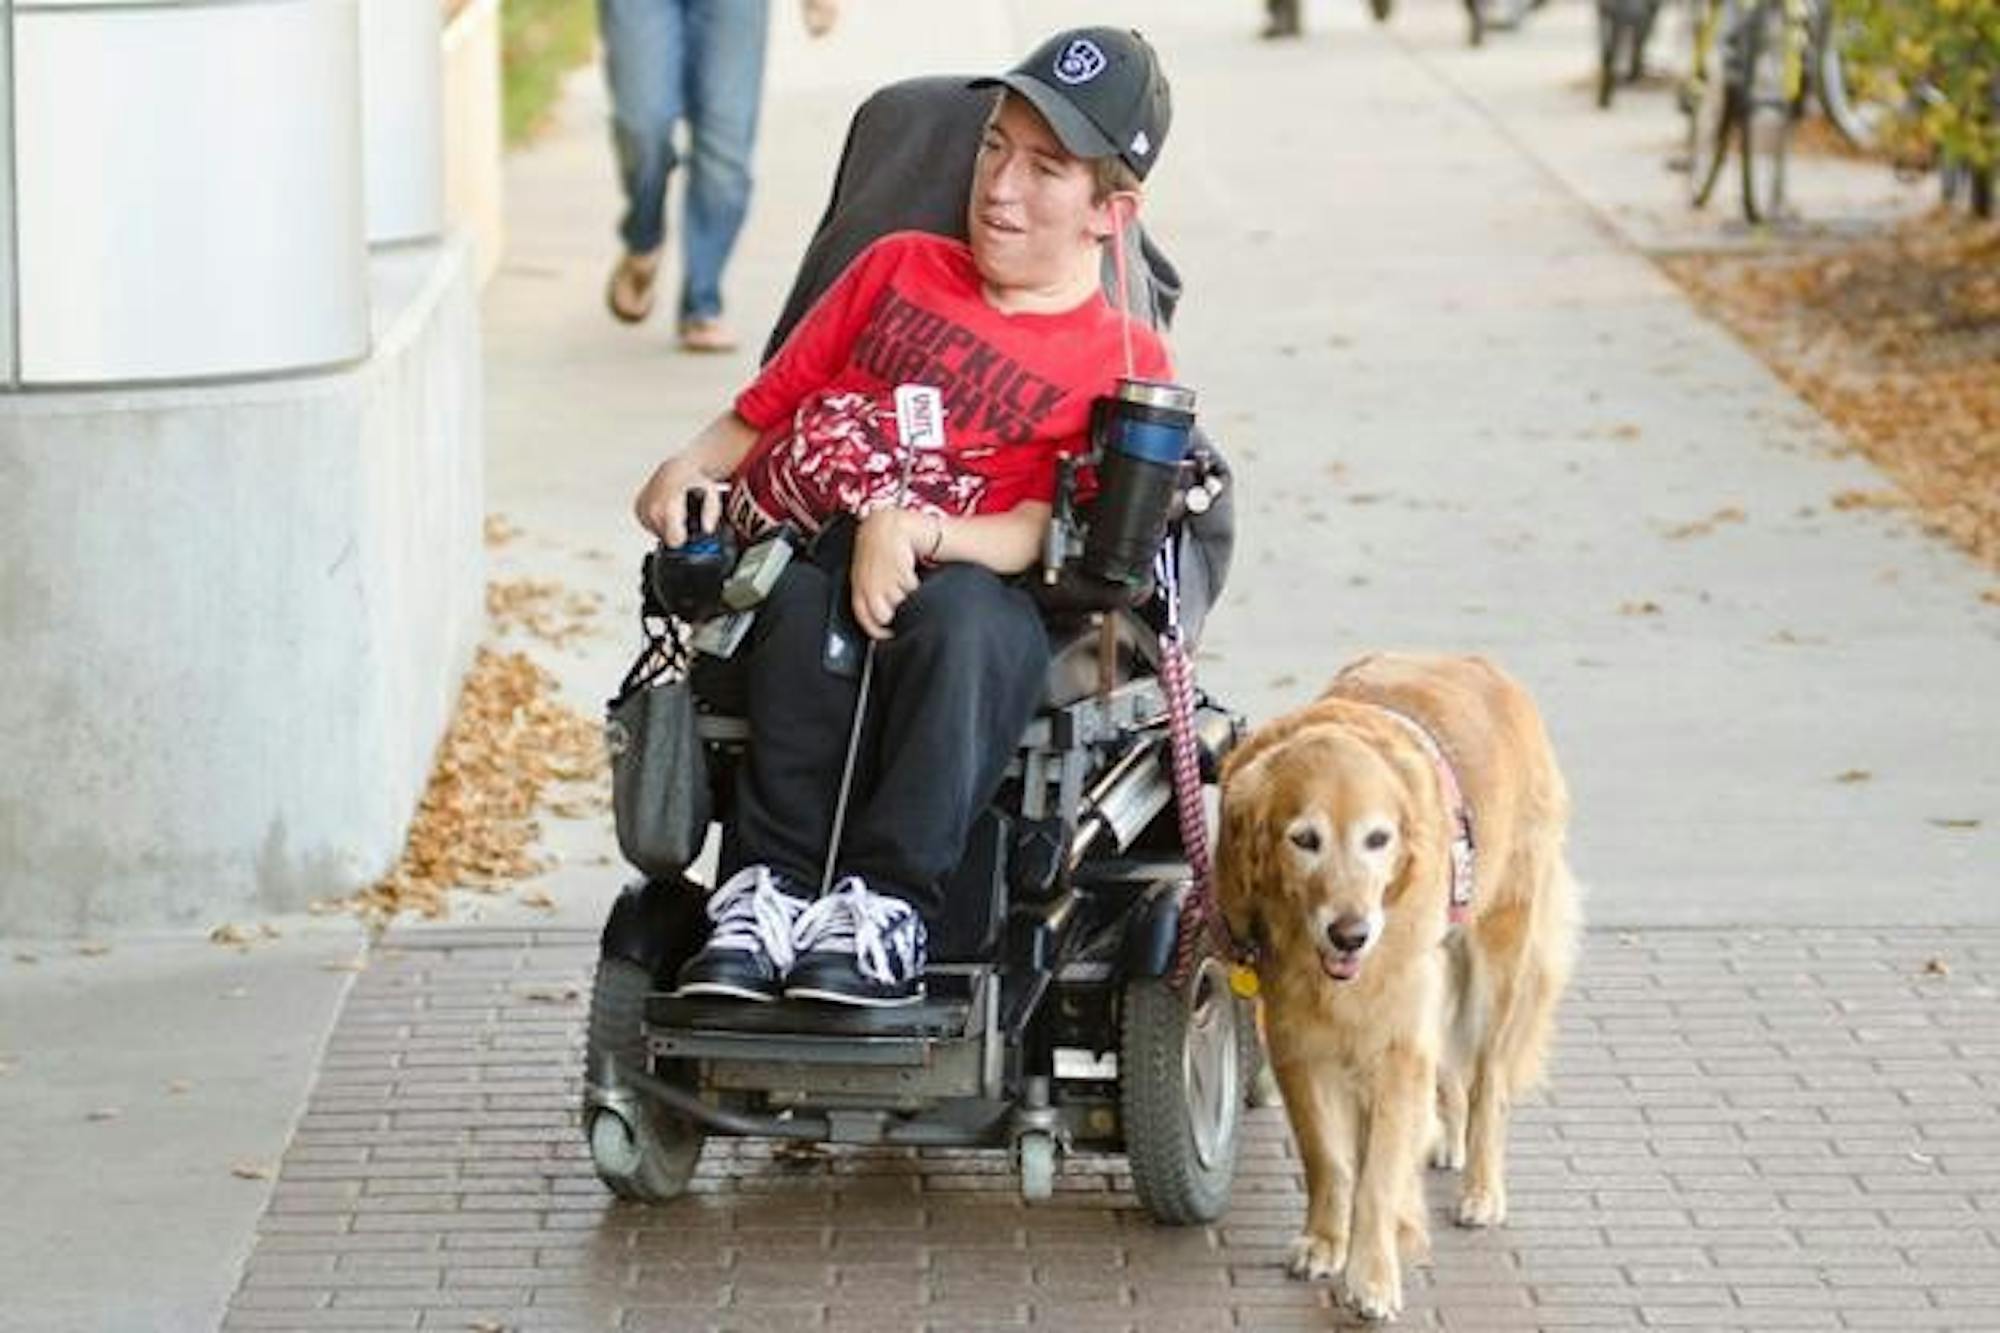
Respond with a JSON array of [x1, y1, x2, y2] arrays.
[[1466, 0, 1538, 48], [1596, 0, 1665, 109], [1680, 0, 1813, 223]]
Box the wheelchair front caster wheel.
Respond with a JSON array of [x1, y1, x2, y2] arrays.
[[1018, 1132, 1058, 1202], [590, 1107, 643, 1177]]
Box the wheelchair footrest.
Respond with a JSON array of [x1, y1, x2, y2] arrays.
[[644, 969, 983, 1065]]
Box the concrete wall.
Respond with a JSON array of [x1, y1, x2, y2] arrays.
[[442, 0, 505, 286], [2, 0, 15, 386], [0, 240, 484, 935]]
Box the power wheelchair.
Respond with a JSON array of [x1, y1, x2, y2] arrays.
[[581, 77, 1253, 1224]]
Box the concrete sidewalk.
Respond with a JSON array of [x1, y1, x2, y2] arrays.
[[7, 0, 1997, 1328]]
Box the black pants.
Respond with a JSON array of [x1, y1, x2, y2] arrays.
[[717, 559, 1049, 922]]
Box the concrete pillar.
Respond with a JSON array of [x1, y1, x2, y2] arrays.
[[0, 0, 486, 934], [360, 0, 446, 245], [2, 0, 15, 388], [9, 0, 370, 386]]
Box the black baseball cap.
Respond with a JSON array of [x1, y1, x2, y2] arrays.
[[970, 27, 1171, 180]]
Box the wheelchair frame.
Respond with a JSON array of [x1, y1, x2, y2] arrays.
[[583, 610, 1253, 1219]]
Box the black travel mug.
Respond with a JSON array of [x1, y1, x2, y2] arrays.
[[1081, 378, 1197, 590]]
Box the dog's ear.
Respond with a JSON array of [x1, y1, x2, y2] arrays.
[[1379, 729, 1443, 908], [1215, 750, 1275, 946]]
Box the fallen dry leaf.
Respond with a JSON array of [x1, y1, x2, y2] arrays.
[[208, 923, 260, 947], [774, 1141, 831, 1166], [1982, 588, 2000, 606], [487, 578, 604, 647], [1831, 488, 1905, 512], [1662, 218, 2000, 573], [1834, 769, 1873, 784], [75, 943, 110, 957], [466, 1320, 510, 1333], [230, 1161, 274, 1181], [518, 890, 556, 911], [1928, 817, 1982, 830], [1662, 506, 1748, 540], [521, 984, 581, 1004], [323, 647, 605, 926], [1619, 600, 1663, 617], [321, 958, 369, 974], [86, 1107, 121, 1122], [166, 1079, 193, 1095], [483, 513, 522, 548], [12, 952, 38, 965], [1922, 957, 1951, 978]]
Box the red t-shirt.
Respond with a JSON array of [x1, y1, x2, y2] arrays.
[[728, 230, 1172, 538]]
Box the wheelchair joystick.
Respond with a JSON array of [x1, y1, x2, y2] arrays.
[[644, 488, 736, 624]]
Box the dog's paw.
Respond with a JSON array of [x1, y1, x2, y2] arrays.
[[1285, 1231, 1347, 1281], [1398, 1213, 1432, 1264], [1429, 1138, 1466, 1172], [1247, 1064, 1285, 1109], [1339, 1256, 1404, 1322], [1455, 1186, 1507, 1228]]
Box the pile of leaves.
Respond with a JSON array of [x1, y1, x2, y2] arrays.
[[1662, 215, 2000, 570], [487, 577, 604, 647], [340, 646, 605, 924]]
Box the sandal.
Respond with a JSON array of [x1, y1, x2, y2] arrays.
[[678, 316, 739, 354], [606, 250, 661, 325]]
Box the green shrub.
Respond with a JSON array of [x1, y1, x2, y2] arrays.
[[502, 0, 599, 146], [1837, 0, 1999, 173]]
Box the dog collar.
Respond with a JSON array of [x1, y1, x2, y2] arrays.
[[1370, 704, 1476, 926]]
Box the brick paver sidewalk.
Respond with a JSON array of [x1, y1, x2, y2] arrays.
[[221, 928, 2000, 1332]]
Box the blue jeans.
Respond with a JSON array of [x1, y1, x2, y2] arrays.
[[598, 0, 769, 322]]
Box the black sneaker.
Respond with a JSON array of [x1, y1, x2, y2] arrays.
[[673, 865, 805, 1002], [784, 877, 927, 1007]]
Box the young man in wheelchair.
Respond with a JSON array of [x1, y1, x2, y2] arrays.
[[632, 27, 1175, 1008]]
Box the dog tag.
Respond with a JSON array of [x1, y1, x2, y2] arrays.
[[1228, 964, 1260, 999]]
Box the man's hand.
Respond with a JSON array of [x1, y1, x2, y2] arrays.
[[635, 457, 724, 547], [851, 508, 927, 640]]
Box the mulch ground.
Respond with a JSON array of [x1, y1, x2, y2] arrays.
[[1661, 214, 2000, 578]]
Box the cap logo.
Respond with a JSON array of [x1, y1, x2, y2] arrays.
[[1053, 39, 1106, 85], [1130, 130, 1151, 157]]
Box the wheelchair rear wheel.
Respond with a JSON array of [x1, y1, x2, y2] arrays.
[[584, 957, 705, 1203], [1121, 954, 1245, 1225]]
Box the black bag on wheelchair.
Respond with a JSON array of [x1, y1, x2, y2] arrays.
[[605, 620, 709, 881]]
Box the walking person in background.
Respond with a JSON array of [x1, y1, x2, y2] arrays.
[[600, 0, 840, 352], [1262, 0, 1302, 38]]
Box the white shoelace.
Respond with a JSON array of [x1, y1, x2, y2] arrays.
[[792, 877, 920, 986], [704, 866, 801, 972]]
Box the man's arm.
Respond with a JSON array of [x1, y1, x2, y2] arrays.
[[633, 411, 760, 546], [850, 501, 1049, 639]]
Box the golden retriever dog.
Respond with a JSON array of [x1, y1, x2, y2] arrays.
[[1216, 653, 1579, 1321]]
